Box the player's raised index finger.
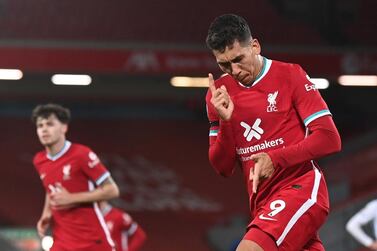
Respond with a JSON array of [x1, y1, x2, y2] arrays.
[[208, 73, 216, 94]]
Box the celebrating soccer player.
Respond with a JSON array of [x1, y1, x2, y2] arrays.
[[32, 103, 119, 251], [205, 14, 341, 251]]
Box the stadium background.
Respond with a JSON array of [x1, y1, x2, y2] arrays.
[[0, 0, 376, 250]]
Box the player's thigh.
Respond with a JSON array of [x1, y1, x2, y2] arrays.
[[278, 201, 328, 250], [240, 226, 278, 251], [251, 182, 329, 249]]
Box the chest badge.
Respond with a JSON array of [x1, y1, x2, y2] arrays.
[[63, 164, 71, 180], [240, 118, 264, 142], [267, 91, 278, 112]]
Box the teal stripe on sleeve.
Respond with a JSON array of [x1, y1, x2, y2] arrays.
[[304, 109, 332, 126], [209, 130, 218, 136]]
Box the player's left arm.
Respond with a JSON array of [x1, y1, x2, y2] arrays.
[[266, 116, 341, 169], [254, 65, 341, 171], [250, 115, 341, 192]]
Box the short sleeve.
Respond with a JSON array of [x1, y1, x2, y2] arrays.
[[80, 147, 110, 186], [291, 65, 331, 127]]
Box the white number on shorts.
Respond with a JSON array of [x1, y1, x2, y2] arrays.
[[268, 200, 286, 217]]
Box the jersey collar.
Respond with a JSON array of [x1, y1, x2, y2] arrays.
[[46, 140, 72, 161]]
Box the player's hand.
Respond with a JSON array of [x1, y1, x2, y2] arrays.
[[37, 215, 51, 238], [368, 241, 377, 250], [208, 73, 234, 121], [50, 184, 76, 210], [249, 152, 275, 193]]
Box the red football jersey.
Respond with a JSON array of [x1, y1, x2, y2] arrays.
[[33, 141, 115, 250], [103, 205, 141, 251], [206, 58, 331, 216]]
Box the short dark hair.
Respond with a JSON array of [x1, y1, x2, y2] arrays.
[[206, 14, 252, 52], [31, 103, 71, 124]]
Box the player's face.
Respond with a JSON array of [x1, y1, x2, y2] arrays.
[[36, 114, 67, 147], [213, 39, 261, 85]]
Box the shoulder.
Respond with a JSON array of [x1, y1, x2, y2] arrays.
[[71, 143, 94, 156], [121, 211, 133, 225], [272, 60, 311, 93], [33, 151, 46, 166], [68, 144, 101, 165], [271, 59, 304, 75], [72, 143, 91, 151]]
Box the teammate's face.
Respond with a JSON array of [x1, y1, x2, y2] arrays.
[[36, 114, 67, 147], [213, 39, 261, 85]]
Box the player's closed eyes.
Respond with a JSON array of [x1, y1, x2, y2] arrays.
[[219, 58, 245, 72]]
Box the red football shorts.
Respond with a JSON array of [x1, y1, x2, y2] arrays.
[[244, 167, 329, 250]]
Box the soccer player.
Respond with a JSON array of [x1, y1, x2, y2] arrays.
[[205, 14, 341, 251], [32, 103, 119, 251], [346, 199, 377, 250], [99, 201, 147, 251]]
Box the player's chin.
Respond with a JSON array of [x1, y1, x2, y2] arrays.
[[239, 76, 252, 85], [41, 140, 53, 147]]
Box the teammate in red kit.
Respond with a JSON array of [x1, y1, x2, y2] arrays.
[[205, 14, 341, 251], [99, 201, 147, 251], [32, 103, 119, 251]]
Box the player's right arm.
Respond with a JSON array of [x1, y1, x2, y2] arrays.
[[50, 177, 119, 209], [207, 73, 237, 177], [346, 200, 377, 249], [37, 193, 52, 238]]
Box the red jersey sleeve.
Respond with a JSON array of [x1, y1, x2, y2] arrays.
[[291, 64, 331, 126], [267, 64, 341, 168], [206, 89, 237, 177], [79, 146, 110, 186], [268, 116, 341, 168]]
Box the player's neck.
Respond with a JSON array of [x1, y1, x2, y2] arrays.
[[46, 139, 66, 156]]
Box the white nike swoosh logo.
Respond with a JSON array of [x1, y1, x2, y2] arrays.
[[259, 214, 277, 221]]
